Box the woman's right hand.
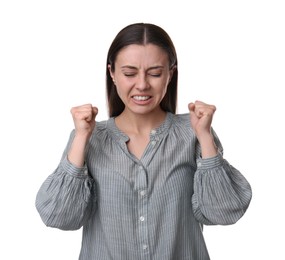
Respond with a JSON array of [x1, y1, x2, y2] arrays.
[[70, 104, 98, 137], [68, 104, 98, 167]]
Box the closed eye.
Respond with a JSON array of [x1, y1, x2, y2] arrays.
[[147, 67, 163, 78], [124, 73, 136, 77], [149, 73, 161, 77]]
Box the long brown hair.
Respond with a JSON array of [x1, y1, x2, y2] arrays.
[[106, 23, 178, 117]]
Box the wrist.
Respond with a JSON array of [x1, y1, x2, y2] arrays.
[[68, 133, 90, 167], [197, 134, 218, 159]]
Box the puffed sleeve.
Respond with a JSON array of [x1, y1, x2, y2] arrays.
[[35, 131, 96, 230], [192, 131, 252, 225]]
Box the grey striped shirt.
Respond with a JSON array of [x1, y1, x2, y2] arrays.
[[35, 112, 252, 260]]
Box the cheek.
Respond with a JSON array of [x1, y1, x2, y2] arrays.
[[115, 87, 124, 100], [115, 82, 130, 100], [159, 82, 169, 97]]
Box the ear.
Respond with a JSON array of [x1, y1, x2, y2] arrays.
[[108, 64, 115, 82], [168, 65, 176, 83]]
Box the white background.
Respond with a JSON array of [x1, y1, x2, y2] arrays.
[[1, 0, 284, 259]]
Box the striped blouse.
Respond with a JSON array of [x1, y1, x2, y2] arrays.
[[35, 112, 252, 260]]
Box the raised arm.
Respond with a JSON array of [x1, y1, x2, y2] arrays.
[[35, 104, 98, 230], [189, 101, 252, 225], [68, 104, 98, 166]]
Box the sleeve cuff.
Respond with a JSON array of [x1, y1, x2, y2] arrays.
[[196, 152, 224, 170], [61, 156, 89, 178]]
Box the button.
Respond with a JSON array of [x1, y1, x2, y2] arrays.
[[197, 162, 202, 167], [140, 190, 146, 197], [143, 244, 148, 250], [151, 130, 156, 135], [139, 216, 145, 222], [151, 140, 156, 145], [84, 170, 88, 175], [139, 166, 144, 170]]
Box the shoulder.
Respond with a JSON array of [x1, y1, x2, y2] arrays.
[[95, 119, 108, 132], [90, 117, 122, 142], [91, 119, 109, 140], [168, 113, 195, 138], [172, 113, 192, 129]]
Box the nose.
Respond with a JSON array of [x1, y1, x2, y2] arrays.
[[136, 74, 150, 91]]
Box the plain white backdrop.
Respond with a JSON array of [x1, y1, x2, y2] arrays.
[[1, 0, 284, 259]]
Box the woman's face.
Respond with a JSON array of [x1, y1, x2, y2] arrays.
[[109, 44, 174, 116]]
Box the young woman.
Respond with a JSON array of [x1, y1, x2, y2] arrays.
[[36, 23, 252, 260]]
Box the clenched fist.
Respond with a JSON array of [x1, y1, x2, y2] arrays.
[[70, 104, 98, 137], [68, 104, 98, 167], [188, 100, 216, 142]]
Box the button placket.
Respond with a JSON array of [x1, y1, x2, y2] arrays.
[[135, 164, 150, 258]]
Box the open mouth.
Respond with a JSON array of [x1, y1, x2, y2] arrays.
[[132, 95, 151, 101]]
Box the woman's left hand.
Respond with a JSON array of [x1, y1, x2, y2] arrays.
[[188, 101, 216, 139]]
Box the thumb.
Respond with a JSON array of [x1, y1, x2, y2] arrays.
[[188, 102, 195, 113], [92, 107, 98, 116], [188, 102, 198, 124], [90, 107, 98, 121]]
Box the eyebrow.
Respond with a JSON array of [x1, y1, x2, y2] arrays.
[[121, 65, 165, 70]]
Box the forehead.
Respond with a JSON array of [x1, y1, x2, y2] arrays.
[[115, 44, 169, 67]]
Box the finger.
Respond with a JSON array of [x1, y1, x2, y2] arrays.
[[83, 106, 99, 122], [199, 106, 216, 117], [71, 104, 91, 115], [90, 107, 98, 121], [195, 101, 216, 111], [194, 101, 216, 115], [188, 102, 195, 112], [194, 100, 206, 106], [92, 107, 98, 116], [188, 102, 204, 118], [73, 111, 92, 121], [85, 106, 98, 122]]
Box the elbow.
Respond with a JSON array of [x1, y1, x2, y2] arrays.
[[200, 199, 251, 226], [193, 191, 252, 226], [36, 208, 84, 231], [35, 199, 86, 231]]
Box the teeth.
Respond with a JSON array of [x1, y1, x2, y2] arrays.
[[133, 96, 150, 101]]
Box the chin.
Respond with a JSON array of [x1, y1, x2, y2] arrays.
[[129, 107, 156, 115]]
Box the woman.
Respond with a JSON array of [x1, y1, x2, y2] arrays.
[[36, 23, 252, 260]]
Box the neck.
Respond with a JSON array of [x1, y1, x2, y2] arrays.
[[115, 108, 167, 135]]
